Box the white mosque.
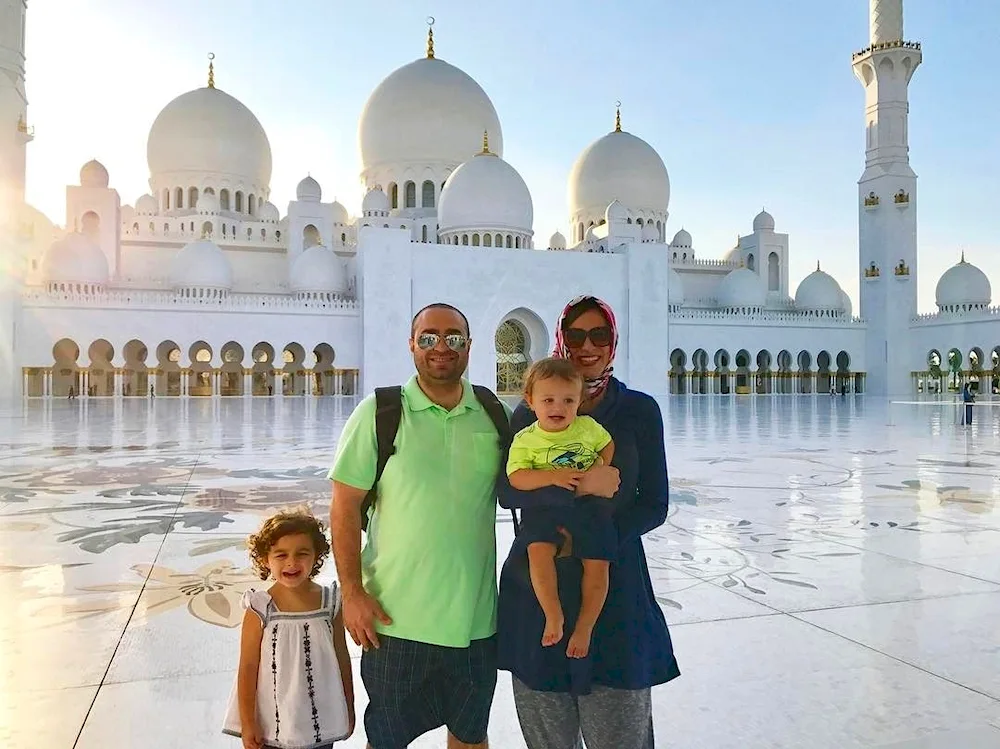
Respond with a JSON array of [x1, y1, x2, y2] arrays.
[[1, 0, 998, 401]]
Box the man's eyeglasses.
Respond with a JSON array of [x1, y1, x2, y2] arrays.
[[563, 326, 612, 349], [415, 333, 469, 352]]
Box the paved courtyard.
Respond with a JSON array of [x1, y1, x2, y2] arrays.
[[1, 395, 999, 748]]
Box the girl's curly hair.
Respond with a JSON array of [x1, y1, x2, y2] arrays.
[[247, 509, 331, 581]]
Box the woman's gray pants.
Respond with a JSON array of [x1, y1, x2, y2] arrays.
[[512, 677, 654, 749]]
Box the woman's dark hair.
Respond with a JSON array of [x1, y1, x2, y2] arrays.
[[562, 297, 609, 330], [248, 509, 331, 581]]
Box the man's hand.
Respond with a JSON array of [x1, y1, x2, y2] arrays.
[[550, 469, 585, 491], [342, 586, 392, 650], [575, 464, 620, 498]]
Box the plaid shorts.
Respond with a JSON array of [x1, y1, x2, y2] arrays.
[[361, 634, 498, 749]]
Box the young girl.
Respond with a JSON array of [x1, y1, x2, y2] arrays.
[[223, 509, 354, 749], [506, 357, 615, 659]]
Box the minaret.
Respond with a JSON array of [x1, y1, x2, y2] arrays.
[[852, 0, 921, 396], [0, 0, 31, 217]]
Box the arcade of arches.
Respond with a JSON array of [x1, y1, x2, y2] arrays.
[[670, 348, 863, 395], [23, 339, 358, 398], [918, 346, 1000, 395]]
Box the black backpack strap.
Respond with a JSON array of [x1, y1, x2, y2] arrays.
[[360, 386, 403, 532], [472, 385, 520, 535]]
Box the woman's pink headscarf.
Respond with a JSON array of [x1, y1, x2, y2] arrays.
[[552, 295, 618, 399]]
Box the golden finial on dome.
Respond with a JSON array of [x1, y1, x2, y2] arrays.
[[615, 101, 622, 132], [960, 250, 967, 263], [482, 130, 491, 154], [207, 53, 216, 88], [816, 261, 821, 271], [426, 16, 435, 58]]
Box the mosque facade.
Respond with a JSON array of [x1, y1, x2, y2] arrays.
[[1, 0, 997, 401]]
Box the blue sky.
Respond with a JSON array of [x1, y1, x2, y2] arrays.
[[22, 0, 1000, 312]]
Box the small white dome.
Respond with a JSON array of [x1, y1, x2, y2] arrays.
[[362, 187, 390, 216], [260, 201, 279, 223], [171, 239, 233, 290], [753, 209, 775, 232], [296, 175, 322, 202], [80, 159, 109, 189], [670, 228, 692, 248], [718, 267, 767, 309], [290, 245, 347, 295], [840, 289, 853, 318], [439, 149, 533, 235], [795, 263, 846, 311], [935, 254, 992, 310], [569, 128, 670, 221], [135, 194, 158, 215], [147, 85, 272, 190], [331, 200, 348, 224], [641, 222, 659, 242], [549, 230, 567, 250], [359, 56, 503, 171], [41, 233, 109, 285], [120, 205, 135, 223], [605, 199, 628, 224], [668, 268, 685, 305], [197, 192, 220, 214]]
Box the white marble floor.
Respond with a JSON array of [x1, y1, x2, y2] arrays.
[[1, 395, 999, 748]]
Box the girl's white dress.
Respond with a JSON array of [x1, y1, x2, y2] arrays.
[[223, 584, 350, 749]]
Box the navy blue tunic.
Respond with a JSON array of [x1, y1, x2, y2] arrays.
[[496, 377, 681, 695]]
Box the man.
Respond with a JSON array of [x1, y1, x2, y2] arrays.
[[328, 303, 505, 749]]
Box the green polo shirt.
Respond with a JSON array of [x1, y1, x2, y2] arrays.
[[327, 376, 504, 647]]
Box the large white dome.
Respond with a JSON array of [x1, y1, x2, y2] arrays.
[[290, 245, 348, 295], [568, 126, 670, 222], [359, 56, 502, 171], [171, 239, 233, 291], [438, 147, 533, 235], [147, 85, 272, 189], [935, 254, 992, 310], [41, 233, 109, 285], [718, 268, 767, 309], [795, 263, 846, 311]]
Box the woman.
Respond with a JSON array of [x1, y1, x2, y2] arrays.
[[497, 296, 680, 749]]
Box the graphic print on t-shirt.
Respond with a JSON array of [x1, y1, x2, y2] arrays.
[[545, 443, 599, 470]]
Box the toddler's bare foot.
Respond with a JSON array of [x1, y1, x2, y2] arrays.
[[541, 614, 564, 647], [566, 627, 593, 658]]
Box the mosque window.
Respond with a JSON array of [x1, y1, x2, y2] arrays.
[[462, 234, 469, 245], [389, 183, 398, 209], [220, 189, 230, 210], [747, 253, 755, 271], [204, 187, 215, 196], [190, 221, 194, 232], [189, 187, 199, 207], [248, 194, 256, 216], [235, 191, 244, 213], [164, 190, 170, 210], [276, 230, 281, 240], [176, 187, 184, 209], [404, 181, 416, 208], [341, 232, 346, 243], [484, 234, 492, 247], [148, 221, 154, 233], [506, 235, 513, 248], [515, 236, 521, 249], [164, 223, 170, 234], [261, 229, 266, 240], [422, 180, 435, 208], [578, 223, 584, 242], [133, 222, 139, 233], [472, 233, 480, 246], [421, 225, 428, 242]]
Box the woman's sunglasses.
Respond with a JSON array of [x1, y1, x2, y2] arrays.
[[563, 326, 612, 349], [415, 333, 469, 352]]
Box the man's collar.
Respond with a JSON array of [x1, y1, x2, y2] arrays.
[[403, 375, 481, 413]]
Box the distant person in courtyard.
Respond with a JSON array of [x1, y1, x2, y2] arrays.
[[962, 383, 975, 426], [328, 302, 509, 749], [150, 385, 155, 397], [497, 295, 680, 749], [67, 386, 75, 400], [223, 509, 354, 748], [506, 357, 615, 658]]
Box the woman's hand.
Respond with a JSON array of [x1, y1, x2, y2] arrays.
[[241, 720, 263, 749], [575, 464, 620, 498]]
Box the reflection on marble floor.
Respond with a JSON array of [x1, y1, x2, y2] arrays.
[[2, 395, 999, 748]]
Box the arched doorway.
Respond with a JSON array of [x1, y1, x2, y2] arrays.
[[282, 343, 306, 395], [87, 339, 115, 396], [669, 349, 687, 395], [797, 350, 812, 394], [188, 342, 214, 396], [496, 320, 530, 395], [756, 350, 772, 394], [836, 351, 851, 394], [734, 349, 752, 394], [691, 349, 709, 395], [991, 347, 1000, 395], [777, 350, 793, 394], [122, 339, 148, 396], [714, 349, 731, 395], [313, 344, 336, 395], [220, 342, 244, 396], [816, 350, 832, 394], [926, 349, 943, 394], [252, 342, 276, 396], [155, 340, 182, 396], [52, 338, 80, 397], [968, 347, 984, 393], [947, 348, 963, 391]]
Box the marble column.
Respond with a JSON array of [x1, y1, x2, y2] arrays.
[[305, 369, 314, 396], [22, 371, 29, 398]]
